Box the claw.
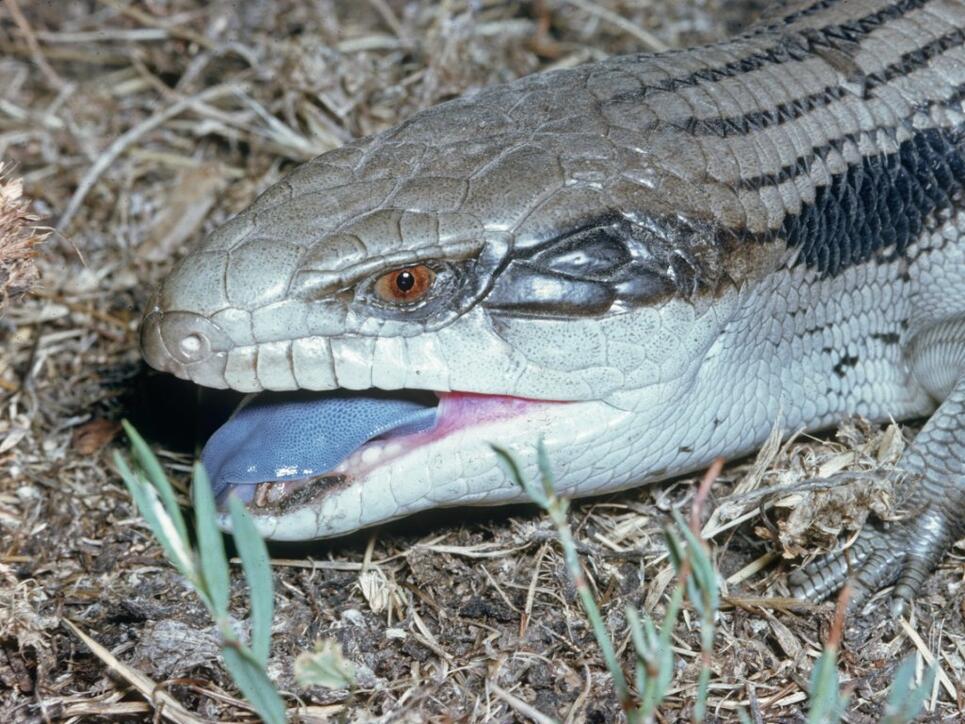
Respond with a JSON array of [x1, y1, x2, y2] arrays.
[[890, 508, 957, 615]]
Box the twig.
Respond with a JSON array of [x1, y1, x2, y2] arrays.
[[492, 684, 557, 724], [826, 584, 851, 652], [62, 619, 205, 724], [2, 0, 64, 89], [56, 83, 242, 233], [96, 0, 219, 51], [691, 457, 724, 536], [559, 0, 668, 52], [366, 0, 405, 38]]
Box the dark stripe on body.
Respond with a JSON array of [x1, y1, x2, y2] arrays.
[[611, 0, 932, 102], [687, 27, 965, 137], [774, 0, 847, 28], [941, 82, 965, 112], [496, 3, 964, 315], [736, 80, 965, 191], [782, 127, 964, 275]]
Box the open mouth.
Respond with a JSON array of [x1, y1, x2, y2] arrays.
[[201, 389, 554, 514]]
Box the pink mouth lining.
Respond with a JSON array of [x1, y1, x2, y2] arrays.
[[343, 391, 566, 478]]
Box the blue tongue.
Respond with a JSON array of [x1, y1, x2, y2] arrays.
[[200, 390, 438, 497]]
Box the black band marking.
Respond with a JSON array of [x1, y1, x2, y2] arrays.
[[782, 127, 964, 276], [687, 28, 965, 138], [610, 0, 932, 103], [736, 81, 965, 191]]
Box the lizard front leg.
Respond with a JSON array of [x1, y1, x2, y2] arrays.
[[789, 317, 965, 614]]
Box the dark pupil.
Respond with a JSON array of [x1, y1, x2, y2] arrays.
[[395, 270, 415, 293]]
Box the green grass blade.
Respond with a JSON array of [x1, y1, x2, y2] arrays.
[[114, 450, 194, 580], [663, 526, 687, 572], [535, 438, 556, 501], [492, 444, 549, 509], [901, 664, 935, 721], [121, 420, 188, 544], [883, 656, 915, 720], [222, 643, 287, 724], [656, 588, 681, 696], [807, 648, 845, 724], [694, 666, 710, 723], [882, 657, 935, 723], [192, 462, 230, 616], [118, 423, 286, 721], [229, 494, 274, 667], [568, 553, 628, 701], [671, 510, 719, 613], [626, 606, 648, 658]]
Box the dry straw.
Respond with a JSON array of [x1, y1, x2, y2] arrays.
[[0, 163, 44, 310]]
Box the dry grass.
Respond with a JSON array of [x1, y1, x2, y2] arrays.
[[0, 0, 962, 721], [0, 164, 43, 311]]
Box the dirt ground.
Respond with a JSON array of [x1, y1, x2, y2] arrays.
[[1, 1, 963, 721]]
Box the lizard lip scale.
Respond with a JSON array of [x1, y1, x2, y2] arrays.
[[206, 391, 561, 510]]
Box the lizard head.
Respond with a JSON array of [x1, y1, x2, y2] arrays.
[[140, 64, 762, 540]]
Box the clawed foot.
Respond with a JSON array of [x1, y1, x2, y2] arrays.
[[788, 505, 957, 615], [788, 318, 965, 615]]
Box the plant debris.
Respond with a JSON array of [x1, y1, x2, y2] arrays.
[[0, 164, 43, 311]]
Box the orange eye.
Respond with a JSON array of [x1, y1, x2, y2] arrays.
[[374, 265, 435, 304]]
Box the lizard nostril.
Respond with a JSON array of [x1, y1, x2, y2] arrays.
[[140, 307, 231, 372], [159, 313, 225, 365], [139, 308, 232, 388], [179, 332, 206, 360]]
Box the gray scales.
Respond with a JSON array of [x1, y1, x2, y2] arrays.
[[140, 0, 965, 613]]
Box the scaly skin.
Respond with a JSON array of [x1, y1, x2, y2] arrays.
[[141, 0, 965, 609]]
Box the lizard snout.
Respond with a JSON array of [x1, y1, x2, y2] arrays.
[[140, 306, 231, 388]]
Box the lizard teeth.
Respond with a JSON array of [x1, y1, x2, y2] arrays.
[[252, 480, 302, 508], [274, 440, 410, 487], [338, 441, 391, 473], [254, 481, 272, 507]]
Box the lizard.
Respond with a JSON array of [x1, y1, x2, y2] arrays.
[[139, 0, 965, 613]]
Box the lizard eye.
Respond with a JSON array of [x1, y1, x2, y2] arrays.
[[374, 265, 435, 304]]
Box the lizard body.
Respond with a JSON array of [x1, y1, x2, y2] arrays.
[[141, 0, 965, 608]]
